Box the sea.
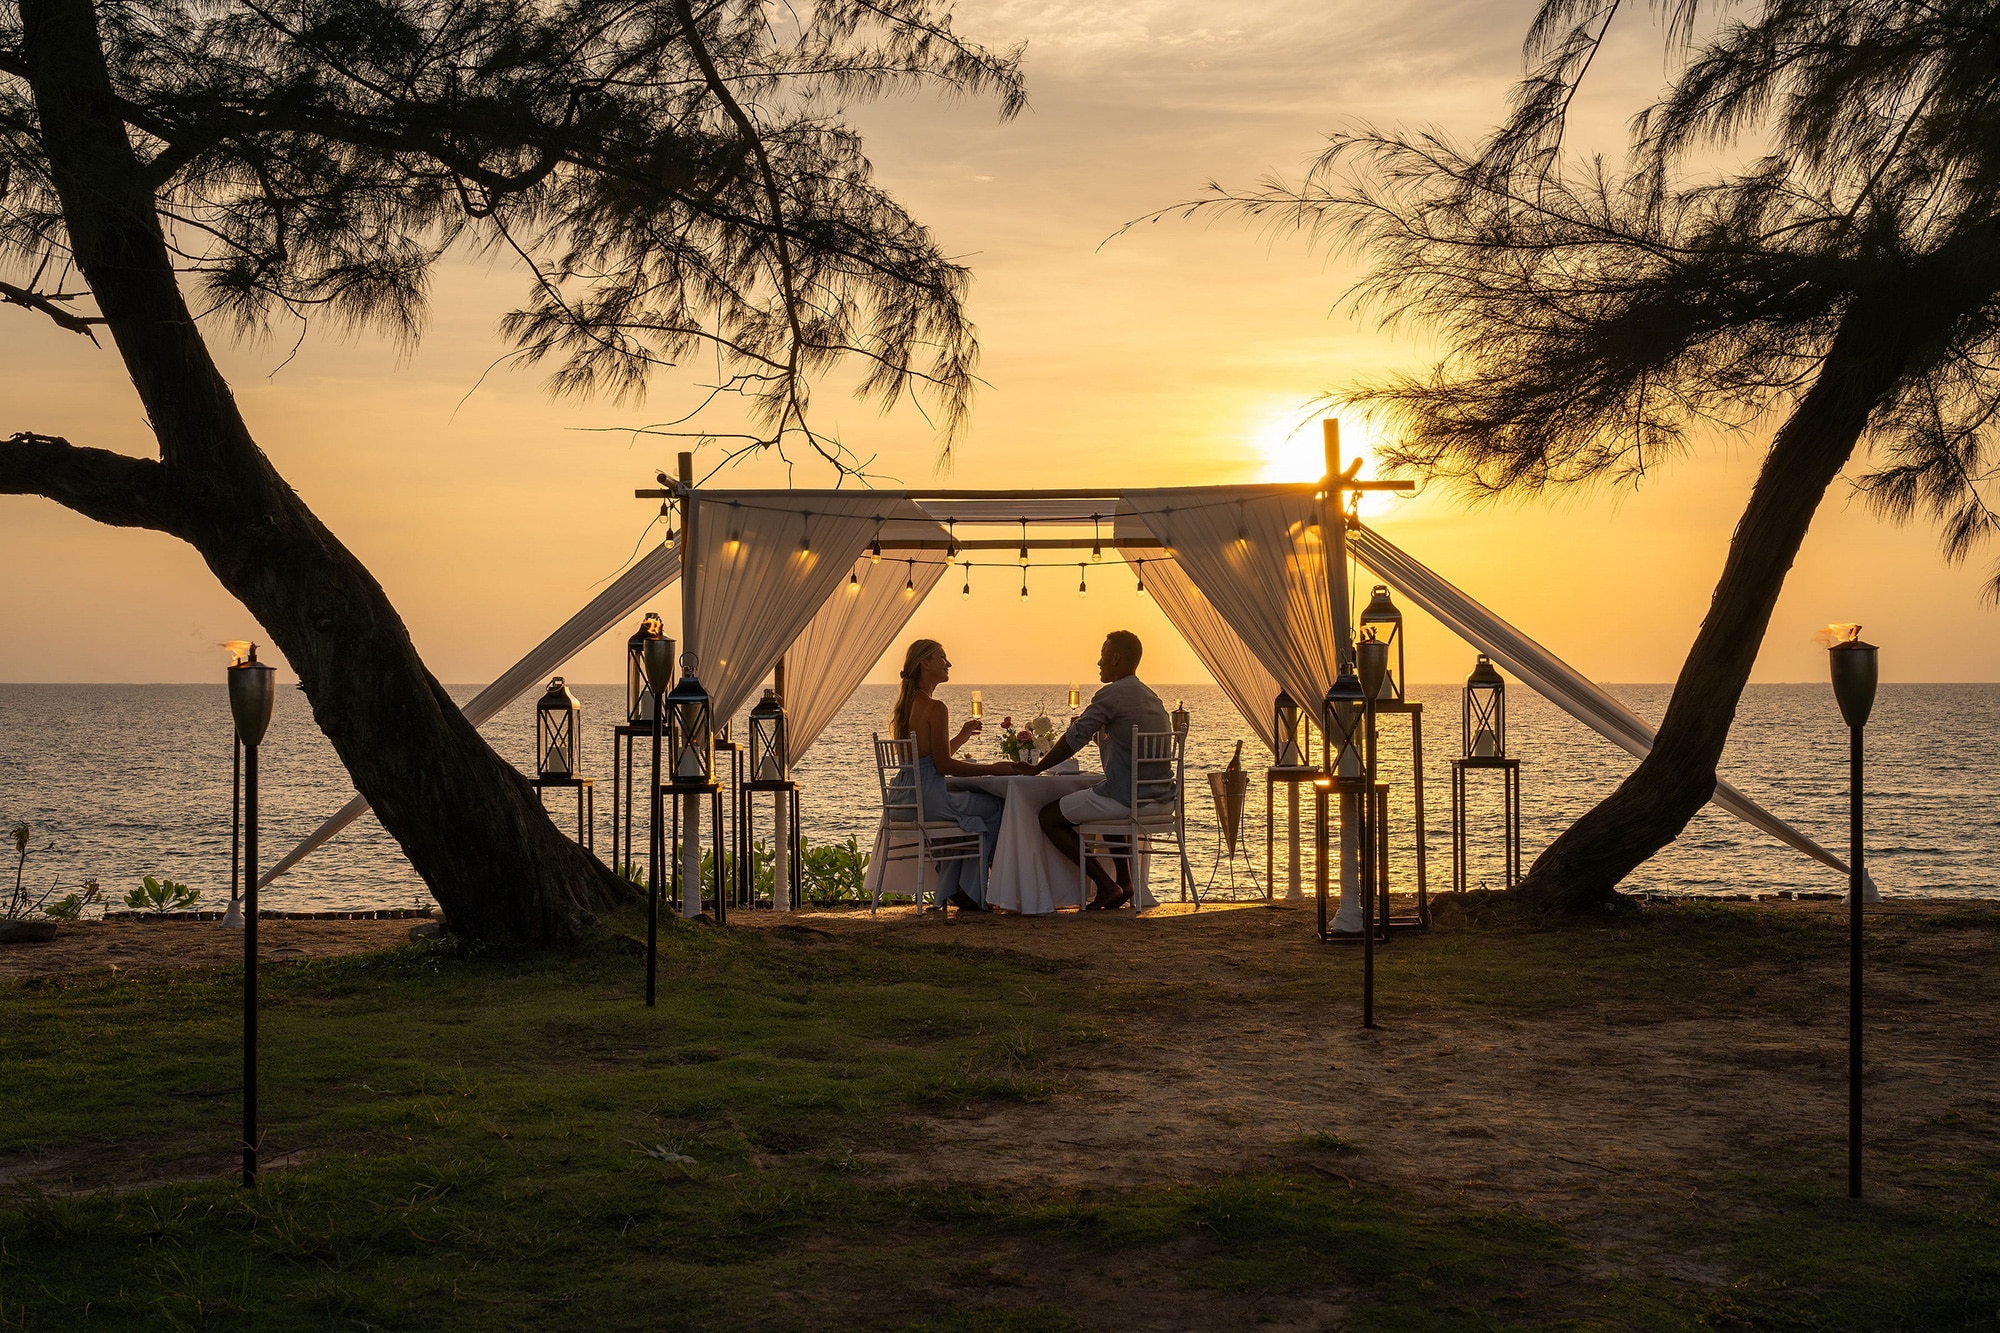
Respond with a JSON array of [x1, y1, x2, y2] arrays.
[[1, 683, 1993, 914]]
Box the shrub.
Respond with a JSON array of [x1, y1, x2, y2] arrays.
[[125, 876, 200, 917]]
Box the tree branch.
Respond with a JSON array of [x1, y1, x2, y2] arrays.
[[0, 280, 105, 341], [0, 432, 180, 532]]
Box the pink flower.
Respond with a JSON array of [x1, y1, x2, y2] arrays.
[[1001, 716, 1014, 729], [1016, 730, 1033, 744]]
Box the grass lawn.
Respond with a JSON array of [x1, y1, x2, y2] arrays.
[[3, 898, 1998, 1330]]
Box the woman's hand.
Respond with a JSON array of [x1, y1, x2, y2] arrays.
[[953, 718, 983, 752]]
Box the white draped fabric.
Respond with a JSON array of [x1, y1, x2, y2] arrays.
[[1348, 521, 1863, 888], [687, 492, 900, 725], [261, 542, 682, 885], [1113, 514, 1278, 751], [1120, 486, 1340, 734], [786, 547, 948, 759]]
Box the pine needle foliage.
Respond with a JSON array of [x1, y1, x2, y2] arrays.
[[1166, 0, 2000, 597], [0, 0, 1024, 472]]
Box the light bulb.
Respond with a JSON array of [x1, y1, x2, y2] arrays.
[[904, 561, 915, 596], [1078, 565, 1087, 597], [848, 569, 859, 592], [1018, 543, 1029, 566], [1091, 539, 1102, 563], [960, 562, 971, 600], [870, 536, 881, 563]]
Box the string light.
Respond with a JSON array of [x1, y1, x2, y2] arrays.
[[870, 523, 882, 563], [904, 560, 915, 597], [727, 500, 742, 549], [1091, 513, 1103, 563], [1077, 563, 1088, 597], [1018, 517, 1029, 567], [849, 566, 860, 592], [1020, 567, 1029, 600], [960, 561, 971, 600], [661, 501, 676, 544], [947, 518, 957, 559], [1135, 559, 1147, 597]]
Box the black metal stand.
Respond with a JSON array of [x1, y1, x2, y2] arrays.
[[667, 782, 727, 923], [737, 780, 803, 909], [242, 739, 259, 1188], [1372, 700, 1430, 927], [1450, 757, 1521, 892], [1849, 724, 1865, 1200], [715, 738, 743, 906], [617, 725, 739, 893], [527, 776, 596, 853], [646, 712, 663, 1007], [1266, 765, 1321, 903]]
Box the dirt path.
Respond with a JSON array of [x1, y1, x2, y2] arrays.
[[0, 917, 418, 981], [737, 899, 2000, 1287]]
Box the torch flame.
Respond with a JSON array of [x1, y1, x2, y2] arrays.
[[1815, 623, 1863, 648], [221, 640, 253, 665]]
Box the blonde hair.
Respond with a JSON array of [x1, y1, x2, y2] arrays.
[[891, 639, 944, 740]]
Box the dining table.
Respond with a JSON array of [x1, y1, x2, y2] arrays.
[[861, 771, 1164, 914]]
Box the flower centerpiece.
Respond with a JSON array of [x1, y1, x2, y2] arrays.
[[998, 712, 1063, 767], [996, 716, 1036, 765]]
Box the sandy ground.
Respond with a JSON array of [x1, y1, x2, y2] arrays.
[[11, 898, 1996, 1315], [0, 916, 418, 981], [738, 898, 2000, 1295]]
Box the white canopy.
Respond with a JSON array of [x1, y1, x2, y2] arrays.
[[267, 480, 1856, 891]]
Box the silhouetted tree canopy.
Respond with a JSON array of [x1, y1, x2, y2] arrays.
[[0, 0, 1023, 470], [1177, 0, 2000, 596]]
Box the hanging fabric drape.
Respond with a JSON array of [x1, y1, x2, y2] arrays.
[[687, 492, 903, 725], [261, 542, 682, 885], [785, 547, 948, 759], [1121, 485, 1338, 730], [1348, 521, 1857, 882], [1113, 514, 1277, 750]]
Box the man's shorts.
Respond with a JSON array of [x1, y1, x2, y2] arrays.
[[1058, 788, 1174, 824]]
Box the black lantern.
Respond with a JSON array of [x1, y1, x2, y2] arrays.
[[666, 669, 714, 785], [1322, 668, 1365, 778], [1463, 655, 1506, 758], [1171, 699, 1191, 738], [749, 688, 790, 782], [626, 611, 664, 724], [536, 676, 582, 779], [1272, 689, 1304, 767], [1358, 586, 1405, 702]]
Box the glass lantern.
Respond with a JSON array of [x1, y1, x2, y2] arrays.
[[749, 688, 789, 783], [626, 611, 664, 725], [536, 676, 583, 779], [665, 671, 714, 785], [1272, 689, 1304, 767], [1463, 655, 1506, 758], [1357, 630, 1391, 706], [1357, 585, 1405, 702], [1322, 669, 1366, 778], [1171, 699, 1191, 737]]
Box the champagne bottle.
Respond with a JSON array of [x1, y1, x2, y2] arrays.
[[1226, 739, 1243, 772]]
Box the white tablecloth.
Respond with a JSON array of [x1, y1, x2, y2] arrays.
[[862, 772, 1162, 914]]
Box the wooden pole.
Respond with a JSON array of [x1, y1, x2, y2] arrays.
[[676, 452, 702, 919], [773, 655, 791, 912]]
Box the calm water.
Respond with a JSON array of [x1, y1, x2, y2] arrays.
[[1, 683, 1993, 913]]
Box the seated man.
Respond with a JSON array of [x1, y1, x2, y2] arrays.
[[1028, 629, 1172, 910]]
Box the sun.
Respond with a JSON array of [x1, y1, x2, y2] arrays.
[[1249, 409, 1402, 514]]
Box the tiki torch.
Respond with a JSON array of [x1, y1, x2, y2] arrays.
[[1827, 623, 1877, 1200], [226, 642, 275, 1188], [643, 633, 676, 1007]]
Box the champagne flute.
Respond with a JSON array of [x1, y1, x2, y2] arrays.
[[970, 689, 983, 719], [1067, 682, 1081, 711]]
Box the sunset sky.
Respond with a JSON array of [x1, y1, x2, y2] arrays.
[[5, 0, 1996, 687]]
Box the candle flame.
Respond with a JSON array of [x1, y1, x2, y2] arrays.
[[221, 640, 253, 665], [1816, 623, 1863, 648]]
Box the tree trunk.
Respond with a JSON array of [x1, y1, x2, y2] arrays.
[[16, 0, 632, 945], [1516, 268, 1987, 912]]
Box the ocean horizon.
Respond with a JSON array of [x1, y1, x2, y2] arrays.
[[4, 682, 1993, 914]]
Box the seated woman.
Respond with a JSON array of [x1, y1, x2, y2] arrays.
[[891, 639, 1018, 911]]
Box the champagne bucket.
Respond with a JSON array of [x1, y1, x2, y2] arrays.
[[1207, 769, 1249, 856]]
